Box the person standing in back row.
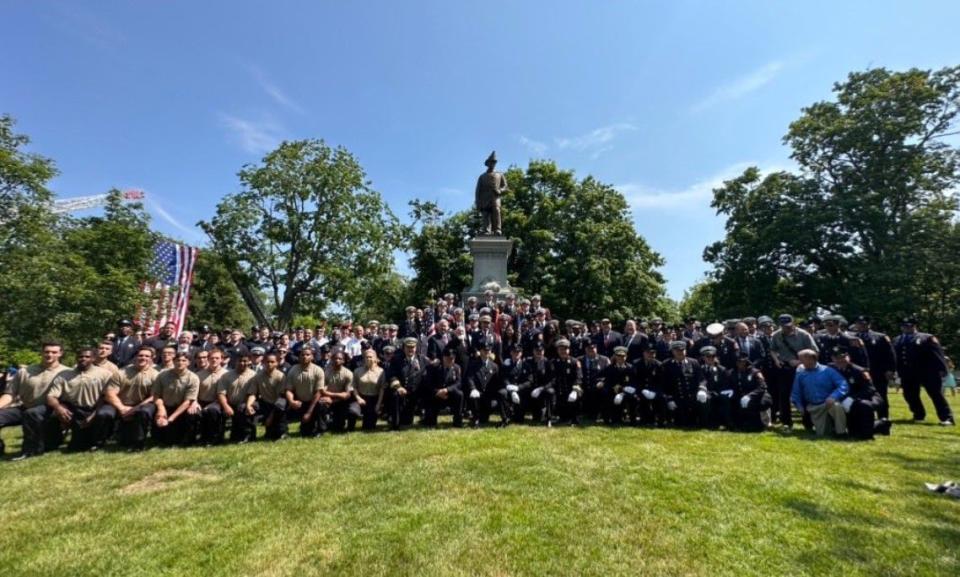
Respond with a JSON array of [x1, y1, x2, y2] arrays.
[[894, 317, 953, 426]]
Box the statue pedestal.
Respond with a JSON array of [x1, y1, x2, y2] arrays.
[[462, 235, 515, 302]]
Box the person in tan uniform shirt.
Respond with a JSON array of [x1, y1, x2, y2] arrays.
[[284, 347, 328, 437], [0, 341, 69, 459], [324, 350, 360, 432], [152, 352, 200, 446], [196, 348, 228, 444], [214, 352, 257, 443], [99, 346, 158, 450], [352, 348, 385, 431], [94, 340, 120, 379], [244, 352, 290, 440], [46, 347, 114, 452]]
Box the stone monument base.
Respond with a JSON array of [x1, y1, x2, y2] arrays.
[[462, 235, 516, 302]]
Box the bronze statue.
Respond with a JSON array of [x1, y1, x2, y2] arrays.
[[475, 151, 508, 236]]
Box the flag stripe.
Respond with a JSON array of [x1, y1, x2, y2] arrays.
[[139, 241, 199, 336]]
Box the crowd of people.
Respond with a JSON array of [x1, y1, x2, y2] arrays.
[[0, 291, 955, 460]]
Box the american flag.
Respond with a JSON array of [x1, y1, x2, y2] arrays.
[[139, 241, 199, 335]]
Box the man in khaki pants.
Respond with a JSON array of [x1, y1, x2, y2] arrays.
[[790, 349, 849, 436]]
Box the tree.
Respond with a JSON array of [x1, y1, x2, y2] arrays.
[[200, 140, 405, 330], [704, 66, 960, 346], [407, 200, 473, 301], [187, 250, 256, 331], [1, 116, 161, 353], [408, 160, 668, 321], [678, 278, 720, 323]]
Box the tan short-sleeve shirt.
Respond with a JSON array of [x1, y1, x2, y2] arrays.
[[152, 369, 200, 406], [285, 363, 325, 402]]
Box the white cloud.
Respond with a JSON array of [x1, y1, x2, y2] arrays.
[[219, 113, 284, 155], [691, 61, 785, 113], [518, 135, 548, 155], [251, 67, 305, 114], [620, 162, 789, 210], [145, 196, 204, 242], [555, 122, 637, 153]]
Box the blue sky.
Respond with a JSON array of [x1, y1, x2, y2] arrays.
[[4, 1, 959, 300]]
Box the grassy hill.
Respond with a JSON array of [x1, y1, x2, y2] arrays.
[[1, 393, 958, 577]]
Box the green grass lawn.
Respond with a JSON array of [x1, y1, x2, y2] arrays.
[[1, 392, 958, 577]]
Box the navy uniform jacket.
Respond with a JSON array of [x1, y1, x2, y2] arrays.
[[701, 362, 730, 394], [386, 354, 430, 394], [830, 362, 881, 407], [569, 334, 590, 359], [815, 331, 869, 367], [693, 337, 740, 370], [660, 357, 704, 403], [600, 362, 634, 392], [501, 357, 532, 389], [426, 333, 452, 362], [398, 318, 422, 340], [464, 357, 498, 394], [112, 334, 141, 367], [632, 357, 662, 393], [894, 332, 948, 380], [529, 357, 554, 389], [580, 354, 610, 389], [520, 328, 543, 358], [730, 367, 767, 401], [426, 362, 462, 394], [551, 357, 582, 395], [856, 330, 896, 374]]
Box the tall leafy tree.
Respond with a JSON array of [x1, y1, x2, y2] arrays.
[[408, 160, 667, 321], [187, 250, 256, 331], [200, 140, 405, 329], [705, 66, 960, 344]]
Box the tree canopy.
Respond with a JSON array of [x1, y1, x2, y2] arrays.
[[701, 66, 960, 345], [199, 140, 405, 330]]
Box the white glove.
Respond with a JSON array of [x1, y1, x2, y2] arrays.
[[642, 389, 656, 400], [490, 399, 498, 408], [470, 389, 481, 399], [531, 387, 542, 399], [696, 390, 709, 404], [841, 397, 854, 413], [623, 386, 636, 395], [505, 384, 519, 393], [667, 401, 678, 411], [511, 391, 521, 405], [721, 390, 734, 398], [567, 391, 578, 403], [740, 395, 750, 409], [613, 393, 624, 406]]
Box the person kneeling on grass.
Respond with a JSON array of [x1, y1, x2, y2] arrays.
[[243, 352, 290, 440], [323, 351, 360, 432], [730, 352, 772, 432], [152, 353, 200, 446], [284, 347, 329, 437], [828, 346, 892, 440], [45, 347, 114, 452], [100, 346, 159, 451], [215, 352, 258, 443], [790, 349, 848, 437]]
